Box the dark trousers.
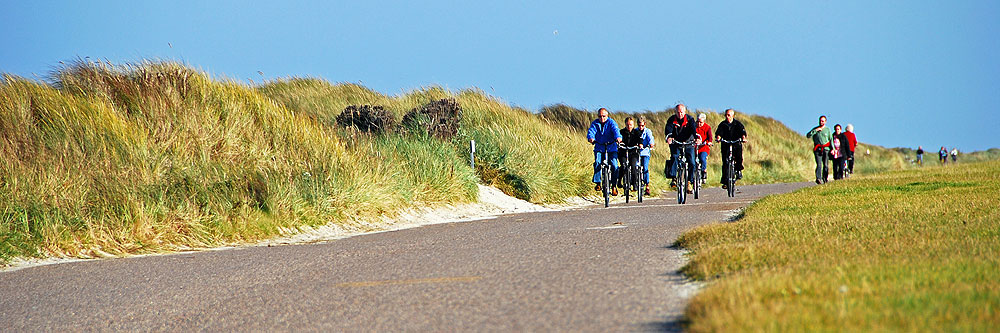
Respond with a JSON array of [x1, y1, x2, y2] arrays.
[[814, 149, 829, 182], [668, 144, 696, 179], [833, 157, 846, 180], [847, 150, 855, 173], [720, 143, 744, 182], [617, 150, 640, 187]]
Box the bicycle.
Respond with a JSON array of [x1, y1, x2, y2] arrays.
[[619, 144, 643, 203], [671, 139, 698, 204], [718, 138, 744, 197], [594, 142, 615, 208]]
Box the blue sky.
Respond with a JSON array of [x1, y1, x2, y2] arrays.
[[2, 1, 998, 152]]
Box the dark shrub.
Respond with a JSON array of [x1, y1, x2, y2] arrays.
[[335, 105, 397, 134], [402, 98, 462, 140]]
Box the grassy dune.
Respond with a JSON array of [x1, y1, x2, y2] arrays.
[[0, 61, 589, 264], [540, 104, 910, 187], [676, 161, 1000, 331]]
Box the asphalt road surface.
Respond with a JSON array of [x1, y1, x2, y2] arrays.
[[1, 182, 810, 331]]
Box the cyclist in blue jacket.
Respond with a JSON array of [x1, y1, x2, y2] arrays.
[[587, 108, 623, 196]]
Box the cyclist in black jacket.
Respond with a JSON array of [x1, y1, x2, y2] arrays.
[[715, 109, 748, 188], [665, 104, 699, 190]]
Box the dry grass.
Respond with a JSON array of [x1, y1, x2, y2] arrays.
[[676, 161, 1000, 332]]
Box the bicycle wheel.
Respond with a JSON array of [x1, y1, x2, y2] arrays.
[[693, 163, 701, 200], [677, 162, 687, 204], [727, 161, 735, 197], [624, 164, 631, 204], [601, 164, 610, 208], [635, 165, 643, 203]]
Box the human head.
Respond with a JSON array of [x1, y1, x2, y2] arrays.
[[598, 108, 609, 123], [638, 116, 646, 129], [697, 113, 706, 125], [725, 109, 735, 123], [846, 124, 854, 132], [819, 115, 827, 127], [918, 145, 922, 149], [834, 124, 842, 134], [625, 116, 635, 130], [676, 104, 687, 118]]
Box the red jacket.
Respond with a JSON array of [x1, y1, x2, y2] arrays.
[[844, 132, 857, 152], [696, 123, 712, 154]]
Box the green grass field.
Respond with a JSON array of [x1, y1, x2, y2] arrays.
[[676, 161, 1000, 331]]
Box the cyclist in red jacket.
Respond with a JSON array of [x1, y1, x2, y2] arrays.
[[695, 113, 713, 184]]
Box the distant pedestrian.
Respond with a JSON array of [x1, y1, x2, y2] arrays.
[[939, 146, 948, 164], [951, 148, 959, 162], [844, 124, 858, 174], [806, 115, 833, 184], [915, 146, 924, 166]]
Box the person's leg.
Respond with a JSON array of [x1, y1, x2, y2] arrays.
[[847, 151, 855, 173], [641, 155, 650, 185], [698, 152, 708, 177], [721, 143, 732, 183], [832, 157, 842, 179], [686, 147, 697, 180], [822, 150, 830, 182], [669, 144, 679, 179], [734, 144, 744, 179], [814, 150, 824, 182], [609, 151, 620, 194], [617, 151, 628, 188], [593, 151, 607, 186]]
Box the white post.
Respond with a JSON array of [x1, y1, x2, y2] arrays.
[[470, 140, 476, 169]]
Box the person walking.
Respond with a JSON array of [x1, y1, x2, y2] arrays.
[[844, 124, 858, 175], [939, 146, 948, 164], [831, 124, 848, 180], [916, 146, 924, 166], [951, 148, 959, 162], [806, 115, 834, 184], [695, 113, 713, 184]]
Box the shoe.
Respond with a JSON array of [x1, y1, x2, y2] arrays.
[[670, 180, 676, 188], [644, 187, 651, 196], [721, 183, 727, 189], [685, 186, 693, 194], [594, 184, 601, 191], [612, 188, 619, 196], [736, 171, 743, 180]]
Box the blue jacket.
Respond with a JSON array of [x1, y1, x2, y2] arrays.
[[587, 118, 622, 152], [639, 128, 655, 157]]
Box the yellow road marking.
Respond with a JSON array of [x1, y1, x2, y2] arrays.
[[336, 276, 482, 288]]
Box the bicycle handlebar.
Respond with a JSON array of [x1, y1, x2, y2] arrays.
[[717, 138, 745, 144]]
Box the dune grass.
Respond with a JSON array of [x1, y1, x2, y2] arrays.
[[675, 160, 1000, 331], [0, 61, 596, 265]]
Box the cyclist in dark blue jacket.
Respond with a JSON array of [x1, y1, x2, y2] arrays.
[[587, 108, 623, 195]]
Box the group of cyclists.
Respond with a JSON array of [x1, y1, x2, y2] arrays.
[[585, 104, 747, 198]]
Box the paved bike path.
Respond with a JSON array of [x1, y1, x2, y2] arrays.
[[0, 182, 810, 331]]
